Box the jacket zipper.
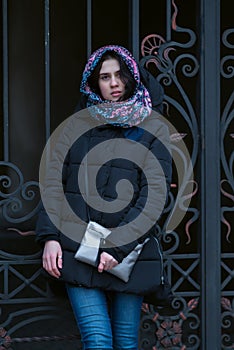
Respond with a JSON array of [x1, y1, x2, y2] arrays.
[[153, 236, 165, 285]]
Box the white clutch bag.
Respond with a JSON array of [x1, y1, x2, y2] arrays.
[[74, 221, 111, 266], [74, 221, 149, 282], [106, 237, 149, 282]]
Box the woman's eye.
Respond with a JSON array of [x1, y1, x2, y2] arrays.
[[100, 75, 109, 81]]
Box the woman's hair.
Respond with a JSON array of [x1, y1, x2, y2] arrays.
[[87, 51, 137, 101]]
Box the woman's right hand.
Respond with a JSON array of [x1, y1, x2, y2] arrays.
[[98, 252, 118, 273], [42, 240, 63, 278]]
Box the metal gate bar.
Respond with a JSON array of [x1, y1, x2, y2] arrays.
[[129, 0, 140, 61], [200, 0, 221, 348], [86, 0, 92, 59], [2, 0, 9, 161], [44, 0, 51, 140]]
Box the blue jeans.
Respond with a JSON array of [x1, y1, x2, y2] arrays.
[[66, 284, 143, 350]]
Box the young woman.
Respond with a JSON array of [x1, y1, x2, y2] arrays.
[[36, 45, 172, 350]]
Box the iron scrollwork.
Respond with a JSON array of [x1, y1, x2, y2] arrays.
[[139, 0, 200, 348], [0, 161, 40, 226], [220, 26, 234, 350]]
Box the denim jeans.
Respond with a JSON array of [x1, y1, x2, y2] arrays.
[[66, 284, 143, 350]]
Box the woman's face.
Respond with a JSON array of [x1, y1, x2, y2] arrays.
[[98, 58, 126, 101]]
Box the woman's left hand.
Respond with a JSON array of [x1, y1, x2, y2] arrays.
[[98, 252, 118, 273], [42, 240, 63, 278]]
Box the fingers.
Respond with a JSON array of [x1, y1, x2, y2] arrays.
[[57, 255, 63, 269], [42, 241, 63, 278], [98, 252, 118, 273], [98, 260, 106, 273], [43, 254, 62, 278]]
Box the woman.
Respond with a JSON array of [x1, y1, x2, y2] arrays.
[[36, 45, 172, 350]]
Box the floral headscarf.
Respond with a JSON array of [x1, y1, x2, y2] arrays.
[[80, 45, 152, 127]]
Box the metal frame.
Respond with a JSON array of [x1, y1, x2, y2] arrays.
[[0, 0, 233, 349]]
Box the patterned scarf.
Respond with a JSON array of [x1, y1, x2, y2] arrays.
[[80, 45, 152, 127]]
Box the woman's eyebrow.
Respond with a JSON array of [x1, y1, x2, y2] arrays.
[[99, 70, 120, 76]]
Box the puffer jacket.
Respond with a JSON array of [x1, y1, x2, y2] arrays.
[[35, 109, 172, 295]]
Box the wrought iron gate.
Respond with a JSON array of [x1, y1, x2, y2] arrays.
[[0, 1, 233, 349]]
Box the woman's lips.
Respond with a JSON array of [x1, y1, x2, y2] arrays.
[[111, 91, 122, 97]]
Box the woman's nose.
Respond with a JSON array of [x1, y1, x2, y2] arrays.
[[110, 76, 119, 86]]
